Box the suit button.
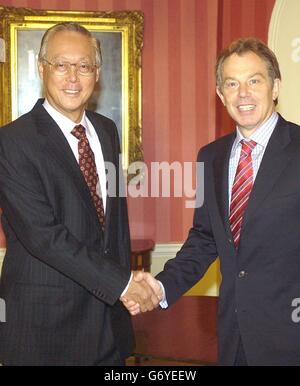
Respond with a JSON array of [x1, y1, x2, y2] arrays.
[[104, 249, 109, 254], [228, 238, 232, 244], [238, 270, 247, 278]]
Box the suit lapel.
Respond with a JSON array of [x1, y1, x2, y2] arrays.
[[213, 133, 236, 238], [32, 100, 102, 231], [242, 116, 297, 230], [86, 111, 116, 237], [86, 112, 114, 165]]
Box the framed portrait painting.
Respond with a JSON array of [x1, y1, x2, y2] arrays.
[[0, 6, 143, 170]]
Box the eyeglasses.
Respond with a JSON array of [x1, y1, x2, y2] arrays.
[[42, 59, 98, 76]]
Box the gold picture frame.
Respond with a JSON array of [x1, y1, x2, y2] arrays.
[[0, 6, 143, 170]]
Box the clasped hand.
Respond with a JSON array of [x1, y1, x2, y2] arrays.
[[120, 271, 162, 315]]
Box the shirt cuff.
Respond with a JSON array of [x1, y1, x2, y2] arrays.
[[158, 280, 168, 308], [120, 272, 133, 297]]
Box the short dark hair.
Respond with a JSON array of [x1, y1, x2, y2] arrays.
[[216, 38, 281, 103], [38, 22, 102, 67]]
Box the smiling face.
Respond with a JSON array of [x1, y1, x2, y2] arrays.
[[38, 30, 99, 123], [216, 51, 280, 137]]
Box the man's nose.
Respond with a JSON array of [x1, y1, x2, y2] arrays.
[[67, 65, 79, 81], [238, 83, 250, 97]]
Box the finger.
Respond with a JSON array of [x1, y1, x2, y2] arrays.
[[145, 274, 160, 292], [120, 298, 135, 312], [150, 293, 160, 308], [136, 289, 154, 312], [129, 304, 141, 313], [126, 301, 141, 313], [132, 270, 144, 282], [137, 281, 156, 310], [126, 300, 138, 307], [144, 275, 163, 300], [130, 308, 141, 316]]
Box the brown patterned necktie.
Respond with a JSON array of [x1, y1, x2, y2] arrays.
[[229, 139, 257, 249], [71, 124, 105, 230]]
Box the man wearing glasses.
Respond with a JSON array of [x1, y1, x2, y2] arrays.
[[0, 22, 160, 366]]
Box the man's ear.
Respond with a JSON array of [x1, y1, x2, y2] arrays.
[[38, 62, 44, 80], [96, 67, 100, 82], [272, 78, 281, 102], [216, 87, 226, 106]]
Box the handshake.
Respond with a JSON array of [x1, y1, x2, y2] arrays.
[[120, 271, 163, 316]]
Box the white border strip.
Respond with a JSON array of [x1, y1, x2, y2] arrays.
[[0, 248, 5, 275], [268, 0, 285, 49]]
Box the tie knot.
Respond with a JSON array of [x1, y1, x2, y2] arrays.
[[71, 125, 86, 140], [241, 139, 256, 156]]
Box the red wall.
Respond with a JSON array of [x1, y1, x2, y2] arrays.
[[0, 0, 275, 248], [216, 0, 276, 138]]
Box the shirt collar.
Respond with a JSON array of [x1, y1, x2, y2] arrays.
[[43, 99, 89, 136], [233, 112, 278, 151]]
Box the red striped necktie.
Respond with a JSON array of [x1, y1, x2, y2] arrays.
[[71, 125, 105, 230], [229, 140, 257, 249]]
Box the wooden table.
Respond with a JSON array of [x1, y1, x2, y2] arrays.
[[130, 239, 154, 272]]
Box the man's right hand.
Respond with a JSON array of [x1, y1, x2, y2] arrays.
[[120, 271, 163, 315]]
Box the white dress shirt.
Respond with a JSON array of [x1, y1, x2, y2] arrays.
[[228, 112, 278, 206], [43, 99, 107, 210]]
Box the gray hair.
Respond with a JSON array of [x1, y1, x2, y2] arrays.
[[38, 22, 102, 67]]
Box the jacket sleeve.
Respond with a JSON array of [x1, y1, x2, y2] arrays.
[[156, 147, 218, 305]]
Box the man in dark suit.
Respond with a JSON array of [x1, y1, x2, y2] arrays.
[[126, 38, 300, 365], [0, 22, 159, 366]]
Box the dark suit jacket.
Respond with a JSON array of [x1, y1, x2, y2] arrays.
[[0, 99, 134, 365], [157, 114, 300, 366]]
